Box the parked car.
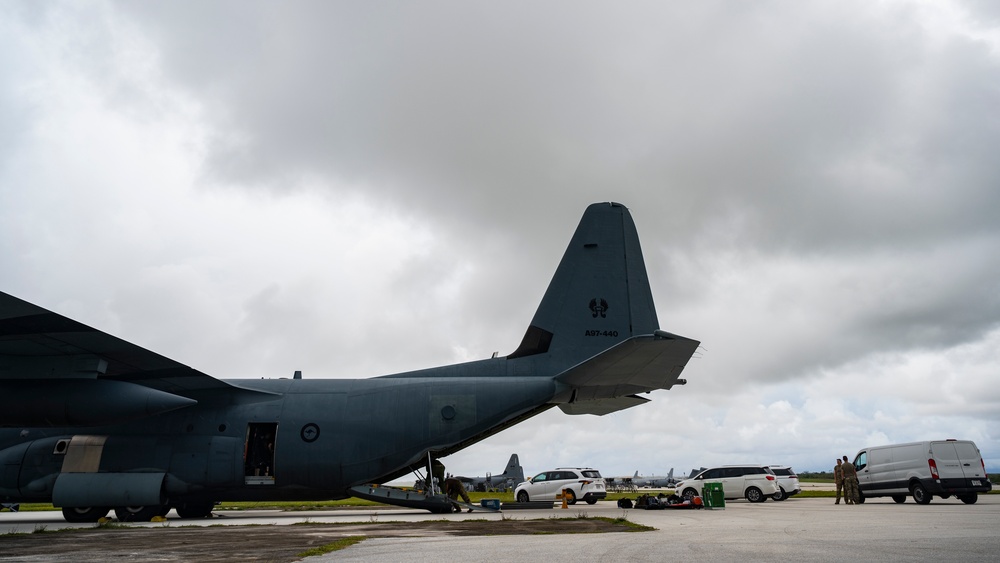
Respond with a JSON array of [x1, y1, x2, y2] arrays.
[[674, 465, 779, 503], [765, 465, 802, 501], [514, 468, 607, 505]]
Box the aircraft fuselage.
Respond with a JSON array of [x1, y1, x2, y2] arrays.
[[0, 367, 557, 506]]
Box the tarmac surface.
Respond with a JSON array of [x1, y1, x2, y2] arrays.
[[2, 494, 999, 562]]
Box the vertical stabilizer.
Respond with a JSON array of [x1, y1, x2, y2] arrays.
[[503, 453, 525, 483], [508, 202, 658, 372]]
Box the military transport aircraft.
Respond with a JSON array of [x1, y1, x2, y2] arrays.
[[454, 453, 526, 493], [0, 202, 699, 522], [632, 468, 678, 488]]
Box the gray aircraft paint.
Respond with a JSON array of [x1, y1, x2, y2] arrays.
[[0, 202, 699, 521]]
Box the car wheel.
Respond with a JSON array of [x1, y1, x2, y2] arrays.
[[682, 488, 698, 502], [585, 498, 598, 505], [564, 489, 577, 505], [911, 483, 931, 505], [958, 494, 978, 504], [772, 487, 786, 501], [61, 506, 110, 523], [891, 495, 906, 504], [516, 490, 529, 503], [745, 487, 765, 503]]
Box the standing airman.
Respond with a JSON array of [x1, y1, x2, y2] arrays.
[[841, 455, 859, 504], [834, 458, 844, 504]]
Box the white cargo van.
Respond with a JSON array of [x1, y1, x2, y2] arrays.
[[851, 439, 992, 504]]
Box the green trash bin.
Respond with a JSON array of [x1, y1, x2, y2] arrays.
[[702, 482, 725, 509]]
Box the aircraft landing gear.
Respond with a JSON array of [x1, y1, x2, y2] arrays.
[[114, 505, 167, 522], [175, 501, 215, 519], [61, 506, 110, 523]]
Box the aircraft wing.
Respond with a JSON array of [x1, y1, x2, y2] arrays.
[[556, 330, 699, 415], [0, 290, 257, 426]]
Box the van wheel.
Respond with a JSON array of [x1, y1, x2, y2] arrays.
[[958, 494, 978, 504], [745, 487, 765, 502], [516, 491, 529, 503], [911, 483, 931, 505], [891, 495, 906, 504], [681, 488, 698, 502], [772, 487, 786, 501]]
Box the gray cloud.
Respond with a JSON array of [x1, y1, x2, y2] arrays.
[[2, 0, 999, 473]]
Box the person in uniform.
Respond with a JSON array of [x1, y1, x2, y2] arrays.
[[834, 458, 844, 504], [444, 477, 473, 513], [841, 455, 859, 504]]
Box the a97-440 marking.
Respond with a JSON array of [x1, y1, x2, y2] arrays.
[[584, 330, 619, 337]]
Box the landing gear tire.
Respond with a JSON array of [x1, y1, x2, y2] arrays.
[[516, 491, 529, 503], [61, 507, 110, 523], [115, 505, 165, 522], [911, 483, 931, 505], [175, 501, 216, 519]]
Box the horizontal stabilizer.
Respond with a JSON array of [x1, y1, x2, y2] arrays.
[[556, 330, 699, 403], [558, 394, 649, 416]]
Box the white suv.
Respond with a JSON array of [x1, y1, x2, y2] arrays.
[[514, 468, 607, 505], [765, 465, 802, 501], [674, 465, 779, 503]]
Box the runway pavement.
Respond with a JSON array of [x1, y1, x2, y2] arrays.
[[325, 495, 1000, 562], [2, 495, 998, 562]]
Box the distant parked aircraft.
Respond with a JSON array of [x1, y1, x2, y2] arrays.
[[454, 454, 526, 492], [631, 468, 678, 488]]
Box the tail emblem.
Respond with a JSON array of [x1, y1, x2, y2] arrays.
[[589, 298, 609, 318]]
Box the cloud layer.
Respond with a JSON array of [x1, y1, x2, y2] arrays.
[[2, 0, 998, 476]]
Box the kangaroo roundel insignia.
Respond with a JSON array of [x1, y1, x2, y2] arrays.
[[300, 423, 320, 443]]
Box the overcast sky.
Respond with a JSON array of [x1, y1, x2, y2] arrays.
[[2, 1, 999, 479]]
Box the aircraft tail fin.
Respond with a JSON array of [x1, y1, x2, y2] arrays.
[[502, 453, 525, 484], [506, 202, 699, 416], [507, 202, 659, 369]]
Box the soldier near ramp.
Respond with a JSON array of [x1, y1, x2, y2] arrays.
[[444, 477, 473, 513], [841, 455, 860, 504], [834, 459, 845, 504]]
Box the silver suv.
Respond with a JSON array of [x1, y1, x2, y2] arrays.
[[674, 465, 779, 503], [514, 468, 607, 505], [765, 465, 802, 501]]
